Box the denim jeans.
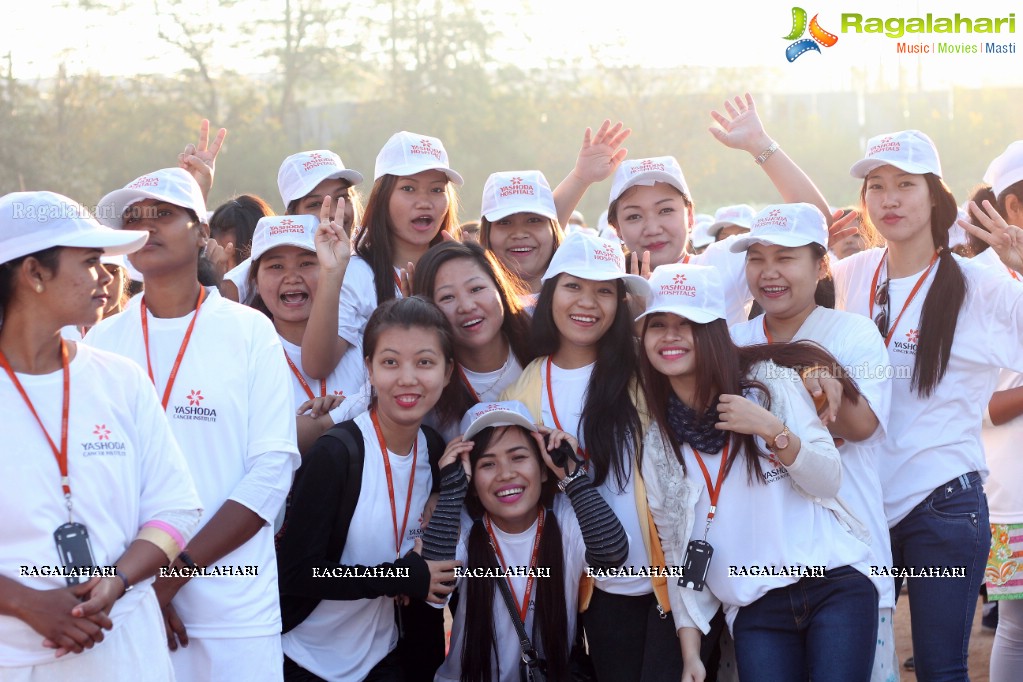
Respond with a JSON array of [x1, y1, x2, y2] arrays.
[[732, 565, 878, 681], [889, 471, 990, 681]]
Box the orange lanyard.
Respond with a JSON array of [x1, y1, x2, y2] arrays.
[[486, 507, 545, 622], [544, 357, 589, 460], [0, 341, 73, 520], [691, 440, 730, 540], [457, 365, 480, 403], [284, 351, 325, 399], [762, 317, 773, 343], [679, 253, 691, 264], [141, 287, 206, 410], [868, 249, 938, 348], [371, 409, 418, 558], [1008, 267, 1020, 282]]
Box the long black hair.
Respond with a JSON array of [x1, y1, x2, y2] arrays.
[[860, 172, 967, 397], [460, 425, 568, 682], [532, 274, 642, 491]]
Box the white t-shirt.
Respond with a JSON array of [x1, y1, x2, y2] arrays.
[[731, 307, 895, 607], [461, 352, 524, 405], [224, 258, 252, 305], [983, 369, 1023, 524], [0, 344, 201, 666], [680, 368, 872, 631], [282, 410, 434, 682], [686, 235, 753, 327], [337, 255, 401, 349], [833, 247, 1023, 525], [435, 497, 587, 682], [85, 289, 300, 638], [279, 337, 367, 411], [538, 361, 649, 597]]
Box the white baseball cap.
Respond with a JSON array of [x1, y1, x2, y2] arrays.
[[460, 400, 538, 440], [729, 203, 828, 253], [849, 130, 942, 179], [691, 213, 714, 249], [708, 204, 755, 237], [541, 231, 650, 299], [96, 168, 207, 228], [249, 215, 319, 261], [374, 131, 464, 185], [609, 156, 690, 205], [277, 150, 364, 209], [0, 191, 148, 266], [480, 170, 557, 222], [636, 264, 726, 325], [984, 141, 1023, 199]]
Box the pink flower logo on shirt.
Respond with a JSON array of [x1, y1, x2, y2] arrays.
[[333, 390, 346, 398], [187, 390, 204, 407], [905, 329, 920, 344], [672, 273, 687, 285], [93, 424, 110, 441]]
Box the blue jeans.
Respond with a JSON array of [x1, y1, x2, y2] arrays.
[[732, 565, 878, 681], [889, 471, 990, 681]]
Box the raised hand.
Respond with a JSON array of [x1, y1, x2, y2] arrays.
[[960, 200, 1023, 273], [571, 120, 632, 185], [630, 250, 653, 279], [202, 236, 234, 284], [532, 425, 582, 480], [316, 195, 352, 274], [439, 436, 475, 481], [708, 93, 773, 156], [178, 119, 228, 201], [827, 209, 860, 248], [296, 393, 346, 418]]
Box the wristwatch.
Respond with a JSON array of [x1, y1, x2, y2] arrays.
[[558, 468, 588, 493], [770, 425, 791, 451]]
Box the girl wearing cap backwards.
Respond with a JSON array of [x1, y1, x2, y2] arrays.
[[729, 202, 896, 681], [277, 296, 462, 682], [299, 131, 462, 390], [638, 263, 878, 682], [828, 129, 1023, 680], [412, 240, 536, 440], [965, 141, 1023, 681], [84, 168, 300, 682], [500, 231, 679, 682], [0, 191, 201, 679], [421, 400, 628, 681]]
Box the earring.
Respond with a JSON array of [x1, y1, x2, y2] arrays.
[[34, 283, 44, 294]]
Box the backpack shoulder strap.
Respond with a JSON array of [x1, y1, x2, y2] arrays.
[[320, 420, 366, 560]]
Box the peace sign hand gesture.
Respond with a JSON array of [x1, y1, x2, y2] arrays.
[[177, 119, 228, 202], [960, 200, 1023, 274], [316, 195, 352, 274]]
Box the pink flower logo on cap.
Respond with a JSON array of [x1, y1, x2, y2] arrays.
[[868, 136, 901, 156], [127, 175, 161, 190], [268, 218, 306, 236], [410, 138, 443, 161], [499, 177, 535, 197], [632, 159, 666, 174], [302, 152, 338, 172], [593, 242, 622, 268], [754, 208, 790, 230], [659, 273, 698, 298]]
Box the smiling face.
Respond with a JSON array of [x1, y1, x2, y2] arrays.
[[485, 212, 556, 289], [121, 199, 206, 278], [431, 257, 505, 353], [387, 170, 451, 263], [294, 177, 355, 234], [551, 274, 619, 353], [255, 245, 320, 327], [613, 183, 691, 269], [863, 165, 934, 250], [643, 312, 697, 380], [472, 426, 545, 533], [744, 243, 824, 321], [366, 325, 452, 430]]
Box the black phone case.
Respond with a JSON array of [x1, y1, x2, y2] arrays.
[[53, 522, 96, 586], [679, 539, 713, 592]]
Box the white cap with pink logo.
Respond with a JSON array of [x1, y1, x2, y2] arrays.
[[729, 203, 828, 253], [460, 400, 538, 440], [96, 168, 207, 228], [540, 231, 650, 299], [609, 156, 690, 205], [708, 204, 755, 237], [635, 264, 726, 325], [249, 215, 319, 261], [480, 170, 557, 222], [374, 131, 464, 185], [984, 141, 1023, 199], [277, 150, 364, 209], [849, 130, 942, 179]]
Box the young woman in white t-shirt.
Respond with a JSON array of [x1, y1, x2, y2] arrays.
[[299, 131, 463, 384], [501, 231, 676, 682], [0, 192, 201, 679], [424, 401, 628, 681], [638, 263, 877, 682], [413, 239, 536, 439], [728, 202, 897, 681], [830, 130, 1023, 680], [87, 168, 301, 682], [277, 296, 462, 682]]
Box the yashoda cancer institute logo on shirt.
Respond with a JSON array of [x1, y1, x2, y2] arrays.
[[892, 328, 920, 356], [82, 425, 126, 456], [173, 389, 218, 423], [93, 424, 110, 441], [784, 7, 839, 62]]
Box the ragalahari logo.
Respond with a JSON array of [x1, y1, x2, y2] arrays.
[[784, 7, 839, 62]]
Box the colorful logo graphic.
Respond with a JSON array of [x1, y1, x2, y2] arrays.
[[784, 7, 839, 62], [187, 389, 204, 407], [93, 424, 111, 441]]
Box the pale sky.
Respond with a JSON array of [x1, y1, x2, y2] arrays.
[[3, 0, 1021, 90]]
